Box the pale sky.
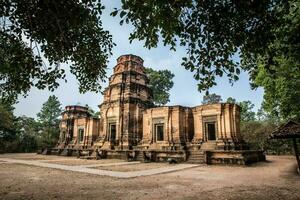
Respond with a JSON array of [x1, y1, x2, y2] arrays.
[[14, 0, 264, 118]]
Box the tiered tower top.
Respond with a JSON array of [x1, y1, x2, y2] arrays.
[[113, 54, 146, 75], [101, 54, 153, 105], [117, 54, 143, 65]]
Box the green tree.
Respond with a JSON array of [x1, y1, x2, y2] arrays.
[[226, 97, 236, 104], [202, 93, 222, 105], [85, 104, 100, 118], [0, 0, 114, 102], [93, 111, 101, 118], [0, 100, 18, 153], [226, 98, 258, 122], [17, 116, 39, 152], [238, 101, 256, 122], [145, 67, 174, 106], [37, 95, 62, 148], [254, 57, 300, 121], [241, 121, 272, 151], [240, 120, 292, 154], [247, 0, 300, 121]]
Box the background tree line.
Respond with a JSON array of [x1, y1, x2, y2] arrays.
[[0, 95, 62, 153]]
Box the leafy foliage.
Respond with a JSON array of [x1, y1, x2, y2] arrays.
[[254, 55, 300, 121], [0, 99, 17, 152], [241, 120, 293, 154], [225, 97, 256, 122], [85, 104, 100, 118], [37, 96, 62, 126], [0, 0, 114, 102], [145, 67, 174, 105], [226, 97, 236, 104], [239, 101, 293, 154], [113, 0, 290, 91], [247, 1, 300, 121], [17, 116, 39, 152], [238, 101, 256, 122], [0, 96, 63, 152], [202, 93, 222, 105]]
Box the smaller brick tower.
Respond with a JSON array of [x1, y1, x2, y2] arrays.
[[57, 105, 90, 149], [96, 54, 153, 150]]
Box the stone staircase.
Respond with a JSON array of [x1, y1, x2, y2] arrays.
[[60, 149, 70, 156], [136, 151, 144, 161], [187, 150, 205, 164]]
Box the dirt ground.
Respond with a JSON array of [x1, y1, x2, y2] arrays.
[[0, 154, 299, 200], [94, 162, 170, 172]]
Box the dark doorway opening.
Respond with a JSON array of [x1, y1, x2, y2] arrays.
[[206, 122, 216, 140], [78, 129, 84, 143], [109, 123, 116, 143], [155, 123, 164, 141]]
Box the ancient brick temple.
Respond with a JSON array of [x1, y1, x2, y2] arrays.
[[53, 54, 265, 165]]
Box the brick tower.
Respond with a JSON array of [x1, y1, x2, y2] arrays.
[[57, 105, 91, 149], [96, 54, 153, 150]]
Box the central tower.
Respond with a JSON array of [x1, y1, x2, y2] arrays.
[[97, 54, 153, 150]]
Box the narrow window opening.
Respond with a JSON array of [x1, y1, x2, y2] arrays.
[[109, 123, 116, 143], [155, 123, 164, 141], [78, 129, 84, 143]]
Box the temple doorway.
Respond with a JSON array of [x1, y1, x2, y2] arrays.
[[109, 123, 116, 143], [206, 122, 216, 141], [155, 123, 164, 141]]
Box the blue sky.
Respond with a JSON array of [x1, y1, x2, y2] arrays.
[[14, 0, 264, 118]]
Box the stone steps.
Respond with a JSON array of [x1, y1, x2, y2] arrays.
[[60, 149, 70, 156], [136, 151, 144, 161], [187, 150, 205, 164]]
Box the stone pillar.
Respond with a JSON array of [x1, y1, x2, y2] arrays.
[[216, 113, 226, 150]]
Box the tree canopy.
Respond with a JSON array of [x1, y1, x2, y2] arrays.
[[113, 0, 293, 91], [0, 95, 63, 152], [145, 67, 174, 105], [226, 97, 256, 122], [255, 58, 300, 120], [0, 0, 114, 103], [202, 93, 222, 105], [238, 101, 256, 122], [252, 1, 300, 121], [226, 97, 237, 104], [0, 100, 16, 152], [37, 95, 62, 126]]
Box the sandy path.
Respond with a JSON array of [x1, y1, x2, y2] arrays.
[[0, 157, 199, 178]]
